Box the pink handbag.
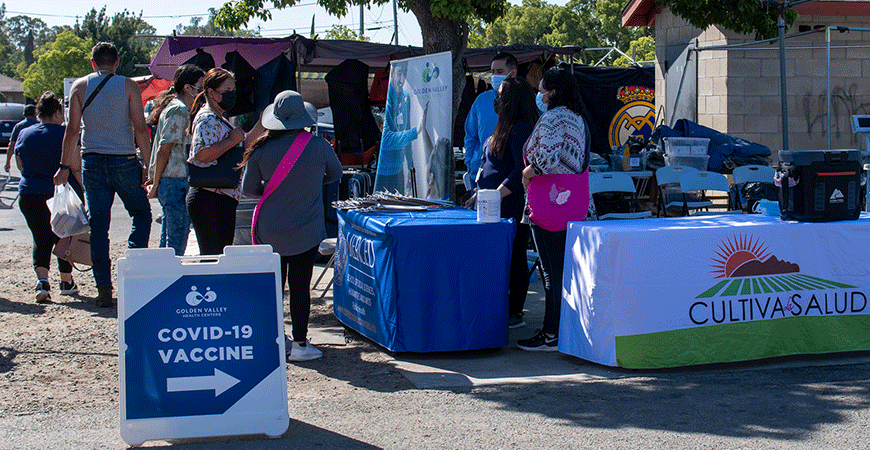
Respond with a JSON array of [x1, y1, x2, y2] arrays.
[[251, 132, 312, 245], [526, 171, 590, 231]]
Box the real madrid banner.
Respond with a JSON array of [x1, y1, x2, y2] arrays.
[[373, 51, 453, 199], [560, 215, 870, 369], [572, 66, 655, 155]]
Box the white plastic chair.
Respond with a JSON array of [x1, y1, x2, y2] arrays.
[[731, 164, 776, 210], [656, 165, 707, 216], [680, 170, 740, 215], [589, 172, 652, 219]]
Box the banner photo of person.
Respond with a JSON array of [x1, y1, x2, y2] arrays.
[[572, 66, 655, 156], [373, 51, 453, 200]]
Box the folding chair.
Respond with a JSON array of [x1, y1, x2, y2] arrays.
[[589, 172, 652, 219], [463, 171, 474, 191], [655, 165, 706, 216], [311, 238, 337, 299], [731, 164, 776, 211], [679, 170, 740, 215], [0, 172, 19, 207]]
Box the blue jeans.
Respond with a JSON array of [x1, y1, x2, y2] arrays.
[[82, 154, 152, 288], [157, 177, 190, 255], [530, 225, 567, 336]]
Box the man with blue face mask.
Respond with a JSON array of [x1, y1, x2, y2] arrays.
[[464, 52, 517, 187]]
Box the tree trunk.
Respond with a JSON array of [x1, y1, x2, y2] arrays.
[[408, 0, 467, 202]]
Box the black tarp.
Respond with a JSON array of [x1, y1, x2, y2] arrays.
[[325, 59, 381, 156], [255, 54, 296, 112], [221, 51, 257, 117], [573, 66, 655, 155]]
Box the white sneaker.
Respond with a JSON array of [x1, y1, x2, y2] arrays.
[[288, 340, 322, 362]]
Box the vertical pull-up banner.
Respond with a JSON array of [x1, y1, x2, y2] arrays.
[[374, 51, 453, 199]]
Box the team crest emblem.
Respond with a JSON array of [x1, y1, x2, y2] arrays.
[[608, 86, 655, 148]]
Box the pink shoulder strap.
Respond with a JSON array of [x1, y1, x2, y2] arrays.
[[251, 132, 313, 245]]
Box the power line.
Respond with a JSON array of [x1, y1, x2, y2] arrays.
[[4, 3, 319, 21]]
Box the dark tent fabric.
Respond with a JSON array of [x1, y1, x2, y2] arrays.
[[150, 34, 586, 80], [221, 51, 257, 117], [572, 66, 655, 156], [324, 59, 381, 156], [183, 48, 215, 72], [255, 54, 296, 112], [453, 73, 477, 154]]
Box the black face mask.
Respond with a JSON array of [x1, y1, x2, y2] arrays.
[[493, 96, 501, 114], [218, 90, 236, 111]]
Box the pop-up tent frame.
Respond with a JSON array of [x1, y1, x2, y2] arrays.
[[148, 34, 588, 82]]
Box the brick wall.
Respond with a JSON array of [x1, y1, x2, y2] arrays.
[[655, 8, 870, 162]]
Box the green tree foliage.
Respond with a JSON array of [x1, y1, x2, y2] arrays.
[[613, 35, 654, 66], [176, 8, 260, 37], [0, 5, 21, 78], [324, 24, 370, 41], [74, 7, 159, 77], [656, 0, 798, 40], [469, 0, 651, 58], [21, 31, 92, 99]]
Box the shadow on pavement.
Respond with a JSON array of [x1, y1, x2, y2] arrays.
[[464, 361, 870, 441], [0, 296, 47, 315], [0, 346, 18, 373], [147, 419, 382, 449]]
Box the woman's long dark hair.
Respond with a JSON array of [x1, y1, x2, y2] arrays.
[[238, 129, 292, 168], [489, 77, 539, 158], [187, 68, 234, 134], [146, 64, 204, 126], [541, 67, 586, 116]]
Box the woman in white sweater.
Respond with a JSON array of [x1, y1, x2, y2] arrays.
[[517, 67, 591, 352]]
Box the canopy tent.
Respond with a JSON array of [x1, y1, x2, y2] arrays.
[[132, 75, 172, 108], [148, 34, 587, 80]]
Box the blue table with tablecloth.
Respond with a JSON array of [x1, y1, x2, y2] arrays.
[[333, 208, 515, 352]]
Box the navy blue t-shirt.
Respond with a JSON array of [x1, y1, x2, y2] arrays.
[[10, 117, 38, 146], [15, 123, 65, 195], [478, 120, 533, 220]]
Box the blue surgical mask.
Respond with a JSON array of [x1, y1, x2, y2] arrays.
[[535, 92, 548, 113], [490, 74, 507, 88]]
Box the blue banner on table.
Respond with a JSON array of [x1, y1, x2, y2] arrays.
[[334, 208, 515, 352], [333, 217, 395, 348]]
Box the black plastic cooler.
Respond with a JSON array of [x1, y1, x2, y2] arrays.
[[778, 149, 861, 222]]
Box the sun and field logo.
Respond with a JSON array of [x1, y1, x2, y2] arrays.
[[608, 86, 655, 149], [696, 233, 856, 299]]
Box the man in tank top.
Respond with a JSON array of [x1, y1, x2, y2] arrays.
[[54, 42, 152, 308]]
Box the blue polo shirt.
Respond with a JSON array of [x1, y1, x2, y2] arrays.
[[10, 117, 38, 146], [463, 89, 498, 183], [15, 123, 65, 195]]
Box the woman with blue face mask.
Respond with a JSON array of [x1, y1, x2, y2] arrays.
[[517, 67, 592, 352]]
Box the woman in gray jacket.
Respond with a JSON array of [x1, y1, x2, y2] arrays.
[[241, 90, 342, 362]]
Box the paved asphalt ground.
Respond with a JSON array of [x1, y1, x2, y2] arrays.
[[1, 165, 870, 449]]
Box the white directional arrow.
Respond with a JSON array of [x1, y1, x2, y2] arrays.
[[166, 368, 240, 396]]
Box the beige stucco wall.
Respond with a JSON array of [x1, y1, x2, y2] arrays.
[[655, 8, 870, 162]]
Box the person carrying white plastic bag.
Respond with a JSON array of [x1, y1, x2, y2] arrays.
[[47, 182, 89, 238]]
